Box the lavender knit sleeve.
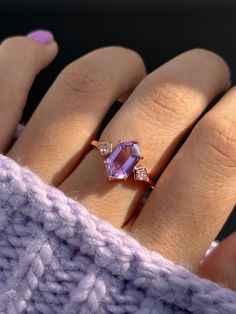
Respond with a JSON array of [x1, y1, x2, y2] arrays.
[[0, 154, 236, 314]]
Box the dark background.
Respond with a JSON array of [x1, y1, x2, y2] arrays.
[[0, 1, 235, 239]]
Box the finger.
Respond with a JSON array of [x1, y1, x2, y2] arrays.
[[8, 46, 146, 185], [117, 88, 134, 102], [60, 49, 230, 227], [130, 86, 236, 270], [198, 232, 236, 291], [0, 32, 58, 152]]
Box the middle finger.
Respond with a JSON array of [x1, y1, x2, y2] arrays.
[[8, 46, 145, 185], [60, 49, 230, 227]]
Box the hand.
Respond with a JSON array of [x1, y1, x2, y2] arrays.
[[1, 31, 236, 290]]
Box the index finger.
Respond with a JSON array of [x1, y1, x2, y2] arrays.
[[0, 34, 58, 152]]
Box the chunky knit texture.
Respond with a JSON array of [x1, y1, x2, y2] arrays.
[[0, 154, 236, 314]]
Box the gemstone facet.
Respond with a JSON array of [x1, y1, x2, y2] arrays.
[[104, 141, 142, 180], [97, 142, 113, 156], [134, 167, 149, 182]]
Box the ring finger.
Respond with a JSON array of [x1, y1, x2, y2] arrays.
[[60, 48, 230, 227]]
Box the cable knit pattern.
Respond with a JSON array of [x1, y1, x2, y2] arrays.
[[0, 154, 236, 314]]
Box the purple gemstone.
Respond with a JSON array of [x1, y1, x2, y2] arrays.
[[104, 141, 142, 180]]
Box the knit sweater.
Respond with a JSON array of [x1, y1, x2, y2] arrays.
[[0, 154, 236, 314]]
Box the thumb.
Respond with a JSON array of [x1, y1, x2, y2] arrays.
[[197, 232, 236, 291]]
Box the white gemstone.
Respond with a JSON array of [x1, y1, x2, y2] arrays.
[[97, 142, 112, 156], [132, 143, 142, 157], [134, 167, 149, 181]]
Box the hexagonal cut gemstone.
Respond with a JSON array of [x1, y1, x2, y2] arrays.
[[104, 141, 142, 180]]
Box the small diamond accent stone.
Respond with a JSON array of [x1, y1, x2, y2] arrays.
[[134, 167, 149, 182], [97, 142, 112, 156]]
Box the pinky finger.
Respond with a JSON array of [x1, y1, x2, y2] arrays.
[[0, 31, 58, 152], [198, 231, 236, 291]]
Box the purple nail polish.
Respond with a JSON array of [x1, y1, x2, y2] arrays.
[[27, 30, 54, 44]]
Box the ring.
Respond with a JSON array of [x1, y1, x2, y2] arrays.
[[91, 140, 154, 188]]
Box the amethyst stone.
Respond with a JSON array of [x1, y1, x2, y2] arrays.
[[104, 141, 142, 180]]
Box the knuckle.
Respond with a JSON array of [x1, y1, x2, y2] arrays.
[[189, 48, 224, 62], [1, 37, 26, 63], [0, 90, 13, 114], [1, 36, 23, 50], [0, 89, 23, 116], [139, 79, 190, 126], [187, 48, 229, 71], [59, 60, 112, 99], [105, 45, 146, 71], [1, 36, 41, 71], [95, 45, 143, 60], [1, 36, 33, 56], [196, 115, 236, 170]]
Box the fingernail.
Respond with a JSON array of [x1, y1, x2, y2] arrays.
[[27, 30, 54, 44]]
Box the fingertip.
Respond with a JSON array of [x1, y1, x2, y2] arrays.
[[45, 40, 59, 59], [26, 30, 59, 59]]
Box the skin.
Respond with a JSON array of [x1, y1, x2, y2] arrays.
[[1, 35, 236, 290]]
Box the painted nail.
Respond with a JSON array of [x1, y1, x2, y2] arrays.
[[27, 30, 54, 44]]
